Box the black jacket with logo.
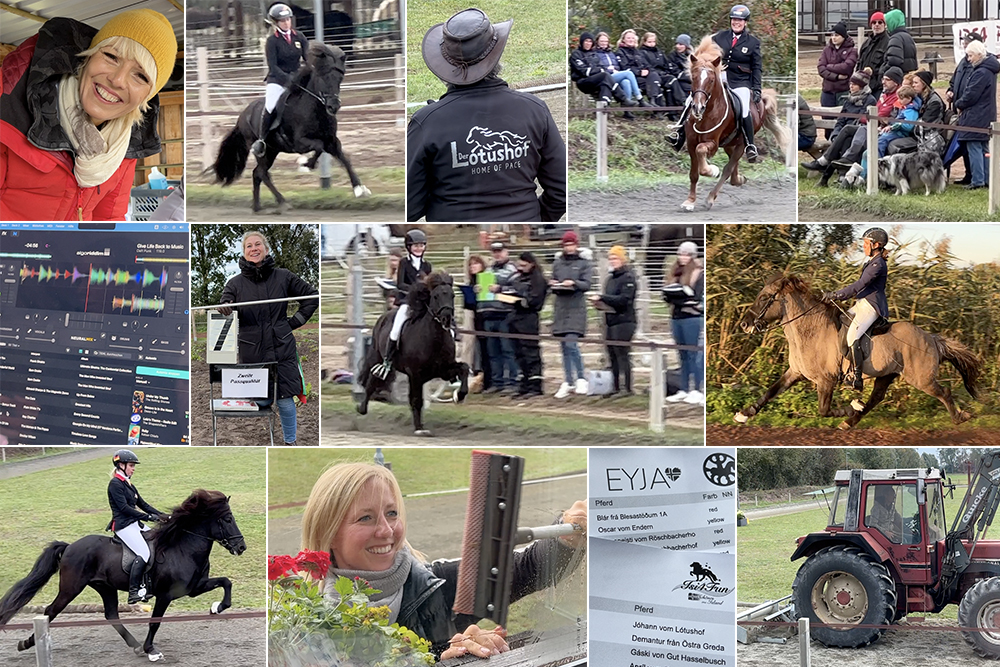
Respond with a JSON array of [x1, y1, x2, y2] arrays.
[[106, 475, 161, 532], [406, 77, 567, 222], [264, 29, 308, 85], [713, 29, 762, 92]]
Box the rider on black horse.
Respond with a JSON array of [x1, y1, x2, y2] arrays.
[[668, 5, 763, 162], [821, 227, 890, 391], [251, 3, 308, 159], [372, 229, 433, 379], [106, 450, 163, 604]]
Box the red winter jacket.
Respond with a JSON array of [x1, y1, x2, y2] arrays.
[[0, 19, 163, 221]]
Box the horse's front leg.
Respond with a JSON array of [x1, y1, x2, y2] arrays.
[[706, 146, 740, 209], [142, 596, 172, 661], [325, 136, 370, 197], [815, 376, 855, 419], [189, 576, 233, 615], [408, 377, 430, 436], [735, 368, 804, 423], [838, 374, 898, 430], [445, 362, 470, 403], [682, 145, 701, 211], [95, 584, 142, 650]]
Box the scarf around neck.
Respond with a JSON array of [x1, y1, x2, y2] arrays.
[[324, 546, 412, 624], [848, 85, 872, 106], [57, 74, 133, 188]]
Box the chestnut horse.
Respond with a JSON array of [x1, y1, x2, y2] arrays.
[[682, 37, 789, 211]]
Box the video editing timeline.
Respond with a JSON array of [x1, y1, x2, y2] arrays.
[[0, 223, 190, 445]]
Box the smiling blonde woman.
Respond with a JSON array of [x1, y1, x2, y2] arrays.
[[0, 9, 177, 220]]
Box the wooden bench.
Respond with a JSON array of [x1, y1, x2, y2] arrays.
[[801, 105, 840, 159]]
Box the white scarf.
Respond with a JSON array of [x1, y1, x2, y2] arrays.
[[57, 74, 134, 188], [324, 546, 412, 624]]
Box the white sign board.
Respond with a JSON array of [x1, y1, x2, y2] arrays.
[[952, 21, 1000, 64], [589, 537, 736, 667], [206, 313, 238, 365], [589, 448, 737, 553], [221, 368, 269, 398]]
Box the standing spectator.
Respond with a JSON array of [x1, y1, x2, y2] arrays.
[[947, 32, 982, 184], [550, 231, 593, 399], [953, 40, 998, 190], [377, 248, 404, 310], [818, 21, 857, 136], [480, 241, 518, 393], [878, 9, 917, 85], [617, 29, 663, 108], [662, 242, 704, 405], [465, 254, 491, 391], [570, 31, 635, 108], [856, 12, 889, 99], [798, 95, 817, 152], [591, 246, 637, 397], [506, 252, 548, 398]]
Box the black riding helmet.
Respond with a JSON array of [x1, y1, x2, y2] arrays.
[[862, 227, 889, 248], [405, 229, 428, 254], [730, 4, 751, 20], [268, 3, 293, 25], [113, 449, 140, 472]]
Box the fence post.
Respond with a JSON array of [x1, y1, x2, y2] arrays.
[[785, 98, 796, 170], [989, 121, 1000, 216], [349, 256, 365, 400], [395, 53, 405, 128], [649, 347, 665, 433], [596, 102, 608, 182], [866, 105, 878, 196], [460, 246, 474, 368], [33, 615, 52, 667], [197, 47, 212, 171], [798, 617, 811, 667]]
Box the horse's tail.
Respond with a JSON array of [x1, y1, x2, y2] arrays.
[[213, 125, 250, 186], [761, 89, 790, 156], [0, 541, 68, 626], [935, 335, 982, 401]]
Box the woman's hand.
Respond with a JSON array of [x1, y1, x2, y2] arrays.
[[440, 624, 509, 660], [560, 500, 587, 549]]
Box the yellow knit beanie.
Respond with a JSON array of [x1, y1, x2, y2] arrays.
[[91, 9, 177, 96], [608, 245, 628, 263]]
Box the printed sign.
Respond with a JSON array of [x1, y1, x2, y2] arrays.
[[952, 21, 1000, 64], [589, 448, 737, 553], [221, 368, 268, 398], [589, 537, 735, 667], [206, 312, 238, 365]]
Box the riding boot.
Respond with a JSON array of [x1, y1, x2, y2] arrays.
[[741, 113, 759, 163], [373, 338, 399, 380], [127, 556, 147, 604], [849, 340, 865, 391], [612, 85, 636, 107], [666, 102, 690, 150], [654, 94, 668, 119], [251, 108, 274, 158]]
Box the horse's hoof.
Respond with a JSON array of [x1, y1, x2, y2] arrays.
[[681, 201, 696, 211], [957, 410, 973, 424], [850, 399, 865, 412], [148, 651, 164, 662], [733, 412, 749, 424], [707, 165, 720, 177], [211, 601, 222, 614], [837, 421, 852, 430], [414, 429, 432, 437], [135, 646, 146, 656], [354, 184, 371, 198], [17, 640, 30, 652], [356, 403, 368, 415], [705, 199, 715, 210], [277, 202, 291, 214]]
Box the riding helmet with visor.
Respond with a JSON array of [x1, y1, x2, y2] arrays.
[[268, 3, 293, 25], [862, 227, 889, 248], [113, 449, 140, 471], [730, 4, 751, 20], [405, 229, 428, 251]]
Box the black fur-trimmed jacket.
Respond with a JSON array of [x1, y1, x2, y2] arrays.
[[106, 475, 161, 532]]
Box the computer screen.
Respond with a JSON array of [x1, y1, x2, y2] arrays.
[[0, 223, 190, 445]]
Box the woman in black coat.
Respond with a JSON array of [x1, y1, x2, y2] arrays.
[[617, 28, 663, 107], [506, 252, 548, 398], [887, 70, 946, 155], [218, 230, 318, 444], [856, 12, 889, 98], [953, 42, 998, 189], [591, 246, 637, 396]]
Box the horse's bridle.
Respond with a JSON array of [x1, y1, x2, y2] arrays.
[[182, 517, 244, 551], [296, 83, 340, 115], [746, 290, 822, 334], [690, 64, 731, 135]]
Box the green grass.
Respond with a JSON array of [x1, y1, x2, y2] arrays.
[[407, 0, 566, 106], [0, 448, 267, 612], [0, 448, 76, 463], [798, 174, 1000, 222], [268, 447, 587, 508], [188, 183, 404, 212]]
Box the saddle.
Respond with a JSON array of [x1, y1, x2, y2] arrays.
[[111, 533, 156, 574], [837, 314, 894, 365]]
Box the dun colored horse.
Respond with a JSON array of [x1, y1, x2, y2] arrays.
[[683, 37, 789, 211], [736, 274, 981, 429]]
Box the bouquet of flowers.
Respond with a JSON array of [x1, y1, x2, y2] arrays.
[[268, 550, 435, 667]]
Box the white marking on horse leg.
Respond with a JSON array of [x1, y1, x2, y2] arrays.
[[211, 601, 222, 614], [837, 420, 852, 430], [148, 651, 164, 662], [681, 201, 696, 211], [354, 184, 371, 198], [734, 412, 749, 424], [707, 164, 720, 177], [850, 399, 865, 412], [414, 429, 432, 437]]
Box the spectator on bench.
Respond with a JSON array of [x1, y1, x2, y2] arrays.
[[801, 70, 876, 187], [570, 31, 635, 110]]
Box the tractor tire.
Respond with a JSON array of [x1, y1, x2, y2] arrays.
[[792, 545, 897, 648], [959, 577, 1000, 659]]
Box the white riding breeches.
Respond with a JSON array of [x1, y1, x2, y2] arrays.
[[731, 86, 751, 118], [389, 304, 409, 341], [847, 298, 879, 347], [116, 521, 150, 563], [265, 83, 285, 113]]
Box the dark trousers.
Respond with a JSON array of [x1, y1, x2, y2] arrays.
[[511, 314, 542, 394], [606, 322, 636, 392], [638, 72, 662, 101], [483, 316, 517, 388], [473, 312, 491, 389], [576, 73, 613, 101], [823, 123, 860, 162]]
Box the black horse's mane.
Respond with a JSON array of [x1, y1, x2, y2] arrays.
[[151, 489, 230, 549], [406, 271, 453, 317], [766, 273, 840, 325], [289, 43, 345, 90]]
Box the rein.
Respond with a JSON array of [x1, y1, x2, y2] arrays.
[[691, 66, 731, 135], [180, 520, 244, 551], [748, 292, 824, 334], [296, 83, 340, 115]]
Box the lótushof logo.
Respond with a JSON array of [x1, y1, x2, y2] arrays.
[[451, 126, 532, 171]]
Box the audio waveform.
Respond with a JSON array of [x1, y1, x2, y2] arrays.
[[111, 295, 165, 314], [19, 264, 167, 290]]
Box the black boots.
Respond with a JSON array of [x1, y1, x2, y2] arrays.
[[667, 104, 690, 150], [741, 113, 759, 162], [612, 85, 636, 107], [372, 338, 399, 380], [251, 108, 274, 158], [848, 341, 865, 391], [127, 557, 149, 604]]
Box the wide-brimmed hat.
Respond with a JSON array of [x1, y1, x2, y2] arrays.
[[422, 8, 512, 85]]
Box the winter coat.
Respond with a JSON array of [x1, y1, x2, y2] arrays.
[[550, 250, 593, 336], [856, 31, 888, 81], [0, 18, 163, 221], [407, 77, 566, 222], [600, 266, 637, 327], [954, 54, 999, 142], [264, 29, 308, 86], [798, 95, 817, 139], [919, 90, 946, 125], [569, 47, 606, 81], [394, 254, 432, 305], [220, 255, 318, 400], [615, 45, 649, 78], [831, 89, 876, 141], [662, 260, 704, 320], [506, 268, 548, 333], [665, 48, 692, 81], [593, 47, 621, 72], [399, 537, 580, 657], [831, 254, 889, 318], [478, 258, 517, 320], [712, 29, 762, 91], [879, 27, 917, 84], [641, 45, 670, 78], [818, 37, 858, 94], [106, 474, 161, 532], [949, 57, 974, 105]]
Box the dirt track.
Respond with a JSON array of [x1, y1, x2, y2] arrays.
[[570, 175, 796, 221], [1, 611, 265, 667], [708, 424, 1000, 446], [738, 618, 993, 666], [188, 204, 405, 222]]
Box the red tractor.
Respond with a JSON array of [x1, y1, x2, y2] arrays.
[[791, 450, 1000, 658]]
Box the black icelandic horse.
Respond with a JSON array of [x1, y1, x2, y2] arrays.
[[356, 272, 470, 435], [0, 490, 246, 662], [212, 42, 370, 213]]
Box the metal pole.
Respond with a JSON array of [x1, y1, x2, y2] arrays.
[[316, 0, 331, 189], [798, 617, 811, 667], [33, 615, 52, 667], [350, 256, 365, 398], [866, 105, 878, 195], [785, 98, 796, 170], [988, 121, 1000, 216], [649, 348, 665, 433], [190, 294, 321, 311], [198, 47, 212, 170], [596, 102, 608, 182]]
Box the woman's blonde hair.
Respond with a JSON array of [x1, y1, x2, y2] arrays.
[[300, 463, 410, 564], [618, 29, 638, 49], [642, 32, 657, 45], [595, 31, 611, 48], [241, 230, 271, 253], [76, 35, 158, 128]]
